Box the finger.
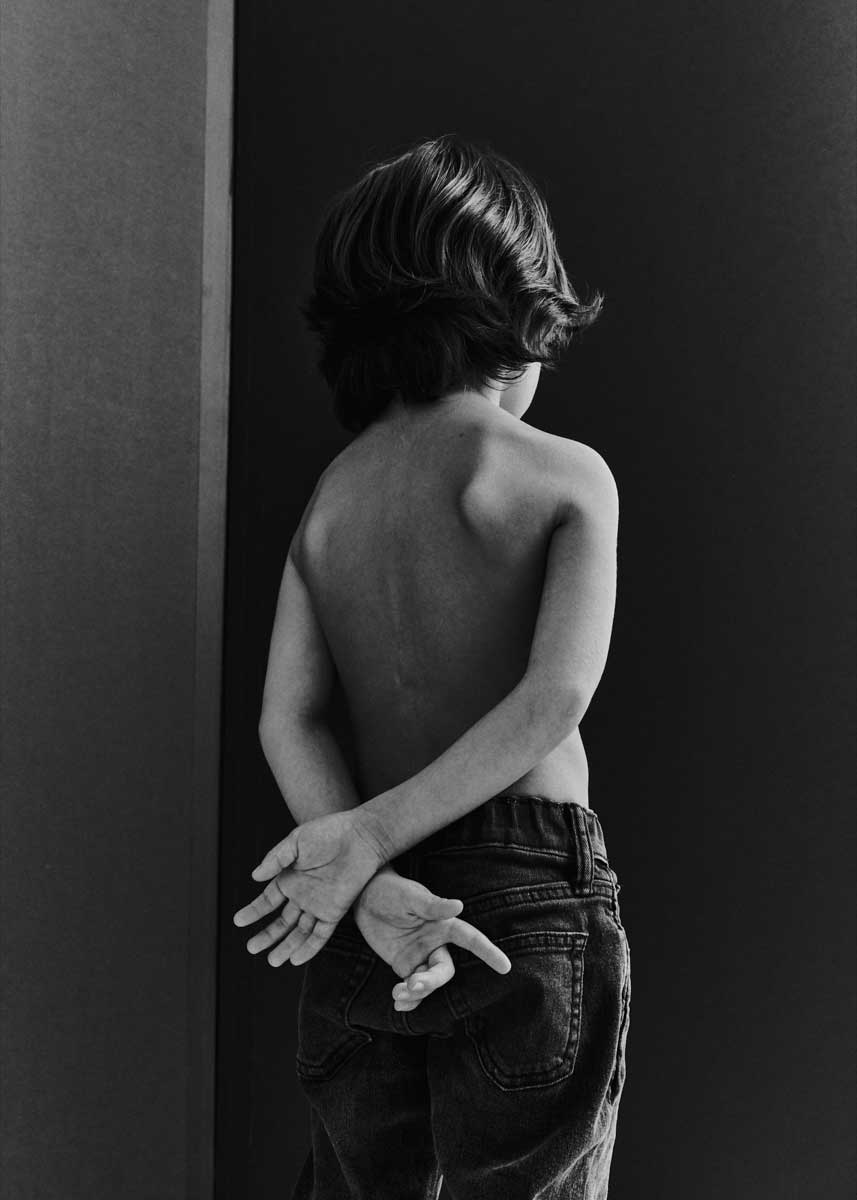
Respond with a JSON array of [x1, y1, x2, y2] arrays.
[[392, 944, 448, 993], [394, 993, 422, 1012], [393, 979, 428, 1010], [409, 945, 455, 993], [267, 911, 316, 967], [251, 832, 299, 881], [392, 959, 430, 1002], [447, 919, 512, 974], [232, 875, 289, 928], [393, 949, 448, 997], [245, 900, 301, 954], [394, 947, 456, 1009], [289, 919, 337, 967]]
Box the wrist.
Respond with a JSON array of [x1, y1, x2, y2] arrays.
[[354, 859, 399, 904], [350, 801, 397, 867]]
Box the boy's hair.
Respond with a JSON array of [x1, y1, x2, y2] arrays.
[[301, 134, 604, 432]]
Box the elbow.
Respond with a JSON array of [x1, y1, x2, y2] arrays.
[[550, 687, 588, 739], [258, 711, 280, 753], [519, 674, 588, 743], [259, 705, 321, 748]]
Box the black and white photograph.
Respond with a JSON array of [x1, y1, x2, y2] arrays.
[[0, 2, 854, 1198]]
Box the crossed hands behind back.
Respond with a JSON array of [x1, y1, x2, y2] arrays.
[[232, 809, 511, 1010]]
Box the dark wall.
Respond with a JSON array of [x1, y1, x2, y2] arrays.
[[0, 3, 233, 1196], [218, 2, 856, 1196]]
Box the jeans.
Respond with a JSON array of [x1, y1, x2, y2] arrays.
[[291, 795, 632, 1200]]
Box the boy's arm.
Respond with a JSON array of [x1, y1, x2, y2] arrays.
[[257, 525, 357, 818], [257, 536, 399, 878], [353, 445, 619, 863]]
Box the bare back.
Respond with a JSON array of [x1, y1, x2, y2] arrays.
[[294, 397, 592, 806]]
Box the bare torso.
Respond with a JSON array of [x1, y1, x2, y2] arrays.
[[295, 395, 592, 808]]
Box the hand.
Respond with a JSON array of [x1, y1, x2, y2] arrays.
[[232, 810, 385, 967], [354, 867, 512, 1010]]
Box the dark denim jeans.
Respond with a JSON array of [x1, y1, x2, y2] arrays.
[[291, 795, 631, 1200]]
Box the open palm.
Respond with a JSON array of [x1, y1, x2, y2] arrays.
[[233, 810, 384, 967], [354, 869, 511, 1010]]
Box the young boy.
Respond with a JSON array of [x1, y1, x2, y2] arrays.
[[233, 134, 631, 1199]]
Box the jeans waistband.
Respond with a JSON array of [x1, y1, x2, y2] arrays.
[[397, 793, 611, 878]]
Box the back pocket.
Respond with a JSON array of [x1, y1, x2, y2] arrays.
[[295, 940, 376, 1084], [463, 929, 588, 1092]]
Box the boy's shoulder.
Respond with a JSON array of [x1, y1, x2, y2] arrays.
[[526, 423, 611, 466], [487, 417, 618, 509], [445, 415, 616, 545]]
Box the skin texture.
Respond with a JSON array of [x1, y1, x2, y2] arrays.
[[234, 365, 619, 1009]]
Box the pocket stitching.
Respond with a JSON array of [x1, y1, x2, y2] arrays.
[[464, 929, 588, 1092], [460, 880, 615, 922], [424, 841, 571, 861]]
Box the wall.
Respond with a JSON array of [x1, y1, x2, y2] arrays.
[[219, 2, 856, 1196], [0, 3, 233, 1196]]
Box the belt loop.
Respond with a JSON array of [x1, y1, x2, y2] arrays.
[[574, 806, 595, 895]]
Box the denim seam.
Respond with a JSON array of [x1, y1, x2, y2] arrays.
[[400, 1009, 416, 1035], [607, 965, 632, 1105], [295, 952, 375, 1081], [443, 987, 461, 1022]]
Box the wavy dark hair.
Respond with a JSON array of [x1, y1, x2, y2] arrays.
[[301, 134, 604, 432]]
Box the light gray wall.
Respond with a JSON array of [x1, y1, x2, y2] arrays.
[[0, 3, 232, 1196]]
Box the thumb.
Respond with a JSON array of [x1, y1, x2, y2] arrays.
[[251, 830, 298, 880], [414, 893, 464, 920]]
